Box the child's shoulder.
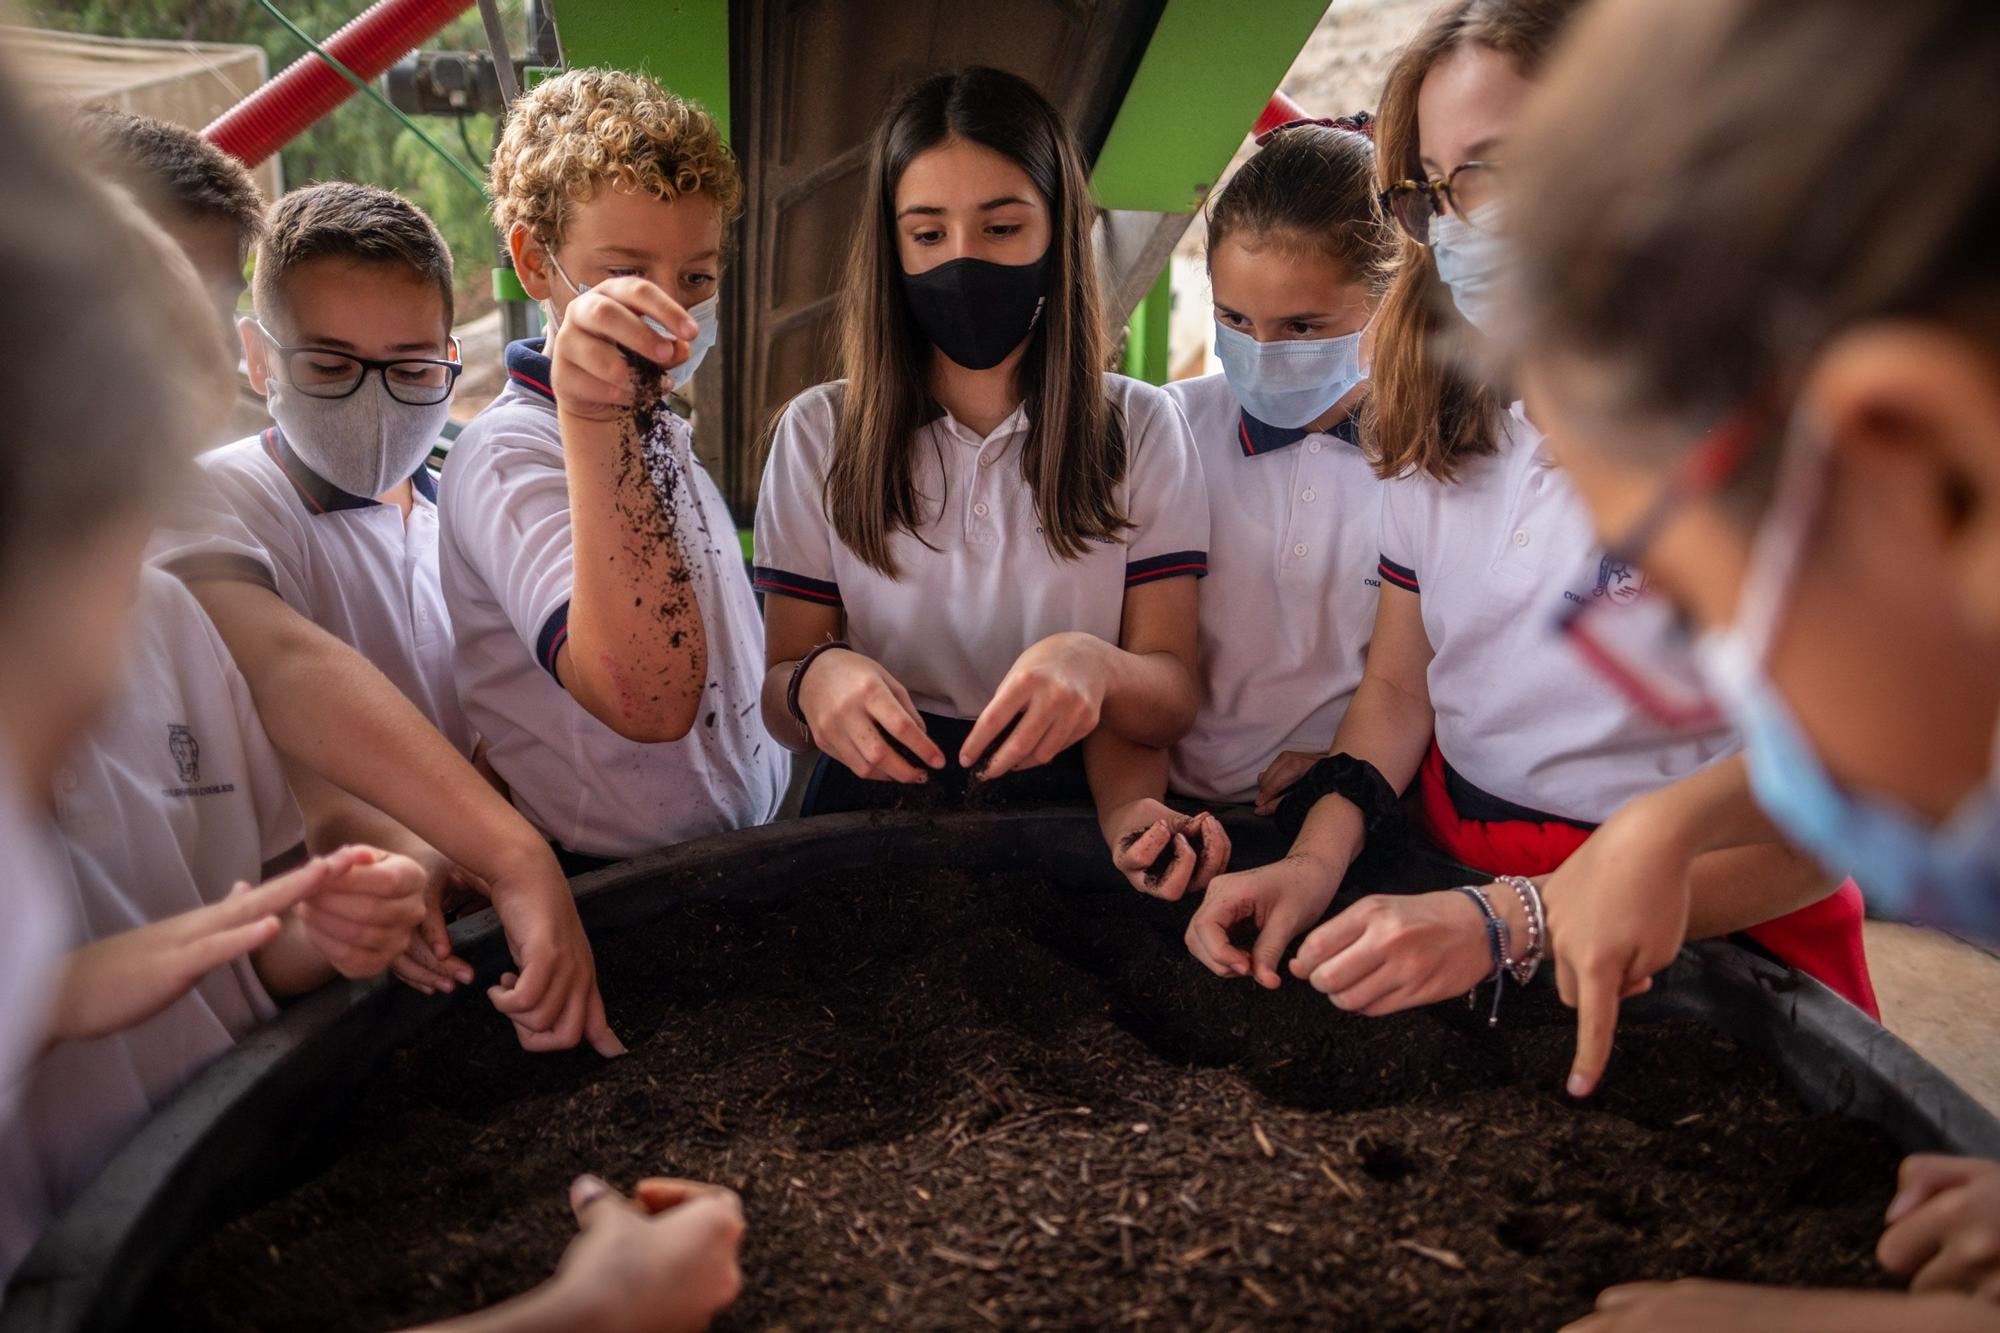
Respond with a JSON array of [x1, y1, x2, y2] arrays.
[[765, 380, 847, 467], [198, 433, 267, 471], [197, 433, 286, 492], [1102, 371, 1177, 420], [441, 389, 565, 495], [1157, 372, 1237, 433], [131, 564, 234, 679], [776, 380, 845, 432]]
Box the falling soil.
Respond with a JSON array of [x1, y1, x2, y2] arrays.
[[158, 866, 1904, 1331], [613, 346, 707, 696]]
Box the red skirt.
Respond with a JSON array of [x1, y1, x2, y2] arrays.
[[1414, 743, 1878, 1018]]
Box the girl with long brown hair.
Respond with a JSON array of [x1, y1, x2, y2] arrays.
[[1186, 0, 1873, 1028], [753, 67, 1210, 890]]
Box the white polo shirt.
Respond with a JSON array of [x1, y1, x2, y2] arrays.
[[0, 567, 298, 1280], [1163, 374, 1381, 804], [197, 429, 473, 756], [753, 375, 1210, 720], [146, 463, 282, 593], [0, 756, 70, 1123], [438, 340, 785, 861], [1377, 402, 1735, 824]]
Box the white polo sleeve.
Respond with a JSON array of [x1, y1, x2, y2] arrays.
[[1118, 383, 1210, 588], [1376, 476, 1422, 596], [449, 415, 578, 681], [751, 387, 843, 608], [198, 444, 314, 616], [147, 465, 279, 593]]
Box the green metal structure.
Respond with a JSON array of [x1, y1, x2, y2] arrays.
[[554, 0, 734, 142], [1090, 0, 1329, 213]]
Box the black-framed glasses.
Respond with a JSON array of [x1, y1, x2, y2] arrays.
[[1378, 160, 1503, 245], [257, 323, 463, 406], [1552, 410, 1764, 731]]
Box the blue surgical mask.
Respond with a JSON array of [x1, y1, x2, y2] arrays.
[[1431, 200, 1508, 336], [1213, 321, 1366, 429], [1693, 420, 2000, 939]]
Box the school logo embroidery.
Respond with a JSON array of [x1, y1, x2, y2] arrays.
[[163, 724, 236, 799], [1592, 555, 1647, 606], [167, 725, 201, 784]]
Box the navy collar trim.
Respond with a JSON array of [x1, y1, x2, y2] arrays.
[[1237, 403, 1364, 458], [263, 428, 438, 514], [505, 337, 555, 403]]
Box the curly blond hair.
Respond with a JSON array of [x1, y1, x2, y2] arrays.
[[490, 67, 741, 247]]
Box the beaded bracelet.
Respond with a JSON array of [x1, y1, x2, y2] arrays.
[[1451, 884, 1511, 1026], [1495, 875, 1546, 986], [785, 639, 850, 747]]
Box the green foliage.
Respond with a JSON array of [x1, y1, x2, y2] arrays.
[[28, 0, 517, 315]]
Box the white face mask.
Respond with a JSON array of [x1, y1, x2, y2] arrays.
[[1212, 321, 1367, 429], [1431, 200, 1509, 335], [265, 374, 450, 500]]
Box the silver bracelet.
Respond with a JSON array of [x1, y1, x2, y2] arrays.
[[1495, 874, 1545, 986]]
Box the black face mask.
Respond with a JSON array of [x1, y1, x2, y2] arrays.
[[900, 251, 1052, 371]]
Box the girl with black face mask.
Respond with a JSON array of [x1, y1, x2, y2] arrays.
[[754, 66, 1224, 894]]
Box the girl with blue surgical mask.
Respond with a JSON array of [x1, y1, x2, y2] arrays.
[[1507, 2, 2000, 1329], [1121, 117, 1387, 901], [1185, 0, 1872, 1036]]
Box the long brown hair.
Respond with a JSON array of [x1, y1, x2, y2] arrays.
[[1512, 0, 2000, 519], [1206, 119, 1390, 289], [1366, 0, 1582, 482], [824, 66, 1125, 577]]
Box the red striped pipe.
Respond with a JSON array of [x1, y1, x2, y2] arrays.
[[204, 0, 471, 167]]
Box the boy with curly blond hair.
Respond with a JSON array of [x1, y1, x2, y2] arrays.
[[440, 69, 783, 868]]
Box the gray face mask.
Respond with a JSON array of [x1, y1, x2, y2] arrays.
[[265, 374, 450, 500]]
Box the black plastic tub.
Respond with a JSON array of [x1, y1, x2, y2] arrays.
[[8, 810, 1999, 1332]]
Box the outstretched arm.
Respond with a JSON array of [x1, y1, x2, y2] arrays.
[[190, 579, 618, 1056], [549, 276, 711, 744]]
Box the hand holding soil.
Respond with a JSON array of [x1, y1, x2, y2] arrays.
[[547, 277, 697, 423], [961, 631, 1110, 778], [1291, 889, 1505, 1017], [1107, 801, 1230, 900], [795, 647, 944, 782]]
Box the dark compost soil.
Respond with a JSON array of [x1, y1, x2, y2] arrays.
[[157, 864, 1904, 1331]]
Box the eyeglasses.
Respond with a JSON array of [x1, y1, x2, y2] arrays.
[[1378, 160, 1504, 245], [1552, 411, 1764, 731], [257, 323, 463, 407]]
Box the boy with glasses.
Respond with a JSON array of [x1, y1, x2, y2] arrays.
[[79, 110, 619, 1056]]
